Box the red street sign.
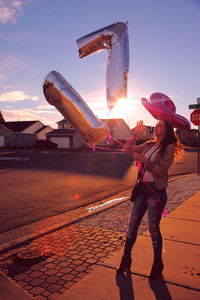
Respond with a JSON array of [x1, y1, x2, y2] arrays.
[[190, 109, 200, 125]]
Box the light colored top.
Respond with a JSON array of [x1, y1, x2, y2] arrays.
[[124, 141, 175, 189], [142, 145, 160, 182]]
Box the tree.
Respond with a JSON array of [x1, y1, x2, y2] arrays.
[[0, 110, 5, 122]]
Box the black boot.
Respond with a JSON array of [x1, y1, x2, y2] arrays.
[[148, 260, 164, 279], [149, 229, 164, 279], [116, 255, 132, 274], [116, 236, 135, 274]]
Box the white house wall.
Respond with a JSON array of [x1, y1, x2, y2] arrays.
[[73, 132, 83, 148], [112, 122, 131, 139], [23, 121, 43, 134], [37, 126, 53, 140]]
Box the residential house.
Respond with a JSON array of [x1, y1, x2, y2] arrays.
[[0, 123, 12, 136], [176, 129, 199, 147], [0, 121, 53, 139], [97, 118, 131, 148], [46, 119, 83, 149], [47, 118, 132, 150], [0, 121, 53, 148], [35, 125, 54, 140], [0, 123, 11, 147]]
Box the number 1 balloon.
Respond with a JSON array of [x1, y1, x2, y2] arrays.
[[77, 21, 129, 110], [141, 92, 190, 130], [43, 71, 110, 147]]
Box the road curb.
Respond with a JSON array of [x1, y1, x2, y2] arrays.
[[0, 173, 197, 257], [0, 157, 29, 162], [0, 189, 131, 257]]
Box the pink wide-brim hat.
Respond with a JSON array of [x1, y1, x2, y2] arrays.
[[141, 92, 190, 130]]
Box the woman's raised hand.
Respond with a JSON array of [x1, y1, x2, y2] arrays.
[[124, 120, 144, 153], [134, 120, 145, 137], [127, 120, 144, 144]]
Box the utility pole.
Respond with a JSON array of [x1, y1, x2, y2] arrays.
[[198, 98, 200, 176], [189, 98, 200, 176]]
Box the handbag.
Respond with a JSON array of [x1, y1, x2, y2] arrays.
[[130, 145, 160, 202], [130, 177, 143, 202]]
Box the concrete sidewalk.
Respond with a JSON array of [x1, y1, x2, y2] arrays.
[[58, 191, 200, 300], [0, 272, 34, 300], [0, 174, 187, 255], [0, 188, 199, 300]]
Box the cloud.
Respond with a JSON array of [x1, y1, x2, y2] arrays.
[[0, 0, 23, 24], [0, 90, 39, 102], [2, 108, 60, 128], [36, 104, 55, 110]]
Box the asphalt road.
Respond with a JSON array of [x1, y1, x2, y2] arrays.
[[0, 148, 198, 234]]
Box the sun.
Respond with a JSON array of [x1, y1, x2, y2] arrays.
[[109, 97, 135, 120]]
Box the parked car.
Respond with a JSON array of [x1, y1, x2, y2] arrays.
[[36, 140, 57, 149]]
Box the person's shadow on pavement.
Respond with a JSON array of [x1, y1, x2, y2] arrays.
[[116, 272, 173, 300], [116, 271, 134, 300], [148, 276, 173, 300]]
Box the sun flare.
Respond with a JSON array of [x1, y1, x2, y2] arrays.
[[109, 97, 135, 121]]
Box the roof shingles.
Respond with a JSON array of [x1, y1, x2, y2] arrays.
[[0, 121, 37, 132], [47, 129, 76, 135]]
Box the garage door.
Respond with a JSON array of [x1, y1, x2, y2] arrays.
[[50, 137, 70, 148]]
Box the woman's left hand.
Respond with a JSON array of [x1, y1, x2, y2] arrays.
[[133, 151, 142, 161], [133, 151, 148, 165]]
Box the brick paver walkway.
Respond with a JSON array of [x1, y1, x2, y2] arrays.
[[0, 224, 125, 300]]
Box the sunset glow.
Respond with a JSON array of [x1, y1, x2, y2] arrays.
[[0, 0, 199, 129], [108, 97, 135, 121]]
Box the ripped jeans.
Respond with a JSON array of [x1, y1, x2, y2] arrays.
[[126, 181, 167, 261]]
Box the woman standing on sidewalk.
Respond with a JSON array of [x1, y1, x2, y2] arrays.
[[117, 119, 177, 279]]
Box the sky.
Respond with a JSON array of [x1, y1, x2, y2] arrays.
[[0, 0, 200, 130]]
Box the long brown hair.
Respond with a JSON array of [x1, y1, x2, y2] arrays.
[[159, 120, 183, 159]]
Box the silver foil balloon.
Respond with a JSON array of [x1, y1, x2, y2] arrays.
[[43, 71, 110, 147], [77, 21, 129, 110]]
